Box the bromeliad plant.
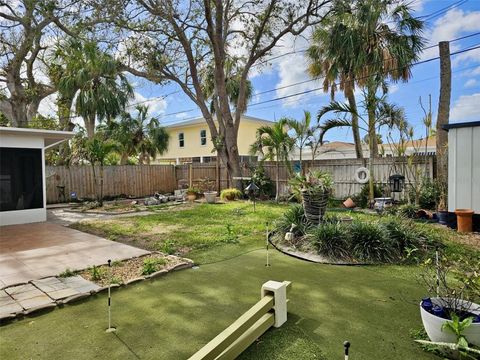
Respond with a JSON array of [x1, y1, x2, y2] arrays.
[[289, 170, 333, 225]]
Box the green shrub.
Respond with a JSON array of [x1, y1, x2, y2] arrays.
[[352, 183, 383, 208], [142, 258, 167, 275], [220, 188, 242, 201], [398, 203, 420, 219], [274, 204, 310, 237], [307, 222, 350, 259], [409, 177, 438, 209], [248, 164, 274, 199], [88, 265, 105, 281], [350, 221, 396, 262]]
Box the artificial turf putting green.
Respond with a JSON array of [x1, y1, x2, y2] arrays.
[[0, 248, 437, 360]]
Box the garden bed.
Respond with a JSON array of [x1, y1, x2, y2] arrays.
[[78, 253, 192, 286]]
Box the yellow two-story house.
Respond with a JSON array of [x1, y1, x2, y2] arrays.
[[153, 115, 275, 164]]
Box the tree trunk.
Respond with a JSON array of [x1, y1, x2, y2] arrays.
[[99, 165, 104, 207], [57, 96, 75, 165], [345, 84, 363, 159], [275, 158, 280, 202], [120, 152, 129, 165], [85, 116, 96, 139], [436, 41, 451, 201], [367, 84, 378, 205]]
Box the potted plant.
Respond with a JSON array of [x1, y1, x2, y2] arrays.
[[186, 187, 199, 201], [419, 255, 480, 347], [289, 170, 333, 225], [220, 188, 242, 201], [199, 178, 217, 204]]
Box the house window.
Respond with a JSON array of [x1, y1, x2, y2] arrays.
[[178, 132, 185, 148], [200, 129, 207, 146], [0, 148, 43, 212]]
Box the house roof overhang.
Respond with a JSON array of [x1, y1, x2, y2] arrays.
[[442, 121, 480, 131], [0, 127, 74, 148]]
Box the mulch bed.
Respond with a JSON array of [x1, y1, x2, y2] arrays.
[[79, 253, 190, 286]]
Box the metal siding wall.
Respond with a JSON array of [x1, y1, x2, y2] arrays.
[[473, 127, 480, 213]]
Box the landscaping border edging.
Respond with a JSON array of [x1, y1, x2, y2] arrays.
[[268, 232, 372, 266], [0, 257, 194, 323]]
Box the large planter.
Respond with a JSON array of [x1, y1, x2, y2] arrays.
[[437, 210, 449, 225], [204, 191, 217, 204], [455, 209, 474, 233], [420, 297, 480, 346], [186, 193, 197, 202], [301, 189, 329, 225]]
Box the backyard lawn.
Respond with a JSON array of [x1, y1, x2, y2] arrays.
[[1, 202, 478, 359]]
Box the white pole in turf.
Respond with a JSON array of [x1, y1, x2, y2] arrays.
[[106, 259, 116, 333], [435, 246, 440, 297], [344, 341, 350, 360], [265, 222, 271, 267]]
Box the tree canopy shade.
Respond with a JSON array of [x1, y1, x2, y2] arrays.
[[107, 105, 169, 165], [106, 0, 332, 188], [0, 1, 102, 127], [51, 40, 134, 138]]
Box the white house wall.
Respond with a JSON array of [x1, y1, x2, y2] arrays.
[[448, 126, 480, 213], [0, 134, 46, 226]]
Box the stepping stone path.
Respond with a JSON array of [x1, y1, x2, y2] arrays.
[[0, 276, 100, 320]]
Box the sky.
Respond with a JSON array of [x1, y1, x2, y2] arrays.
[[38, 0, 480, 143]]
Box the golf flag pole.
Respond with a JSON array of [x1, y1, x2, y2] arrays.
[[344, 341, 350, 360], [106, 259, 116, 333], [265, 222, 270, 267], [435, 246, 440, 297]]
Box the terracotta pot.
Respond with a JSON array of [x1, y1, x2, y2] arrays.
[[455, 209, 474, 233], [343, 197, 355, 208], [186, 194, 196, 202]]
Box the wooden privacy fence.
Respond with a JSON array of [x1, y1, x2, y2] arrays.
[[45, 165, 176, 203], [45, 156, 435, 203], [189, 280, 291, 360]]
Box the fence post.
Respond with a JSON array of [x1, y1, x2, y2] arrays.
[[189, 163, 193, 187], [261, 280, 288, 327], [216, 158, 220, 193]]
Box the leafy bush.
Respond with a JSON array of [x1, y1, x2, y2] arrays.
[[350, 221, 396, 262], [186, 187, 200, 195], [220, 188, 242, 201], [142, 258, 167, 275], [409, 177, 438, 209], [289, 170, 334, 200], [88, 265, 105, 281], [380, 217, 438, 259], [307, 222, 350, 259], [352, 183, 383, 208], [273, 204, 310, 237], [221, 223, 239, 244], [398, 203, 420, 219], [248, 164, 274, 199]]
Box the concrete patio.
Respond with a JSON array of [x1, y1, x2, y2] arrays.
[[0, 222, 149, 288]]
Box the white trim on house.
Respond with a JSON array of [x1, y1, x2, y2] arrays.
[[0, 127, 74, 226], [165, 114, 275, 129]]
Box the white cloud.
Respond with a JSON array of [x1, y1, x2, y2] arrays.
[[130, 92, 167, 116], [175, 112, 190, 119], [464, 78, 478, 88], [421, 9, 480, 65], [410, 0, 427, 12], [450, 92, 480, 122], [38, 93, 58, 118]]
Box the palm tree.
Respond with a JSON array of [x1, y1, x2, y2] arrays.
[[250, 119, 295, 201], [307, 6, 363, 159], [54, 39, 134, 138], [284, 111, 317, 173], [80, 132, 118, 206], [315, 0, 424, 203], [110, 105, 169, 165]]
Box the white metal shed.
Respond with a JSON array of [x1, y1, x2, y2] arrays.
[[0, 127, 73, 226], [444, 121, 480, 214]]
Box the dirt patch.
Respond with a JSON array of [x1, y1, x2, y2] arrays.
[[144, 224, 183, 236], [455, 232, 480, 250], [79, 253, 188, 286]]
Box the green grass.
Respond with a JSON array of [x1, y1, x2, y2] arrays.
[[71, 201, 287, 259], [3, 202, 476, 359], [1, 248, 437, 360]]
